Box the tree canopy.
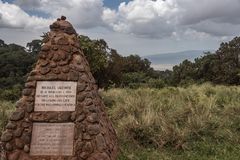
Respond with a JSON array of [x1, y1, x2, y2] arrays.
[[171, 37, 240, 85], [1, 35, 240, 94], [0, 40, 35, 89], [0, 36, 156, 90], [78, 35, 156, 88]]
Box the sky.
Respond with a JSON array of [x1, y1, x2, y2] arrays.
[[0, 0, 239, 57]]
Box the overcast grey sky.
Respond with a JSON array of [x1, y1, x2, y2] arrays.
[[0, 0, 239, 56]]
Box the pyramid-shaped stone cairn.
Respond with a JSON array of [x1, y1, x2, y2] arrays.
[[0, 16, 118, 160]]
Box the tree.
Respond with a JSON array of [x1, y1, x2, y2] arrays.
[[26, 39, 42, 56], [171, 59, 196, 85], [105, 49, 124, 87], [0, 41, 35, 89], [122, 55, 152, 73], [171, 37, 240, 85], [0, 39, 6, 47], [78, 35, 109, 88], [215, 37, 240, 84], [194, 53, 220, 83], [78, 36, 157, 88]]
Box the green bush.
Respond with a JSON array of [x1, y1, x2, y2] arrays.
[[147, 78, 165, 89], [0, 84, 22, 102], [121, 72, 149, 88]]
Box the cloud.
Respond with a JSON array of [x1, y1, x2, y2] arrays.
[[0, 1, 51, 29], [177, 0, 240, 37], [102, 0, 179, 38], [190, 20, 240, 37], [102, 0, 240, 38], [1, 0, 104, 30], [2, 0, 240, 39], [14, 0, 42, 10], [14, 0, 105, 28], [178, 0, 240, 25], [60, 0, 104, 28]]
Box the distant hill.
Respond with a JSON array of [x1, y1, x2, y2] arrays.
[[144, 50, 213, 70]]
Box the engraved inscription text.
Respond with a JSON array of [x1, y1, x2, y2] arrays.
[[35, 81, 77, 111], [30, 123, 75, 156]]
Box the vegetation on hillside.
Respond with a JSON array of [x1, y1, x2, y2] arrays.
[[1, 84, 240, 159], [78, 35, 159, 88], [1, 35, 240, 94], [0, 41, 35, 89], [171, 37, 240, 86], [0, 36, 160, 94]]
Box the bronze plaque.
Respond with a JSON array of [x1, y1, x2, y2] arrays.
[[35, 81, 77, 111], [30, 123, 75, 156]]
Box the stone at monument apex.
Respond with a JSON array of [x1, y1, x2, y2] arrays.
[[0, 16, 118, 160]]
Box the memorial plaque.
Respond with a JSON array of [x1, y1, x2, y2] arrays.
[[30, 123, 75, 156], [35, 81, 77, 111]]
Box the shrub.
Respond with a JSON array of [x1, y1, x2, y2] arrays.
[[121, 72, 149, 88], [147, 78, 165, 89], [0, 84, 22, 102]]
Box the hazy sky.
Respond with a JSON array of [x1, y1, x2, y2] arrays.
[[0, 0, 239, 56]]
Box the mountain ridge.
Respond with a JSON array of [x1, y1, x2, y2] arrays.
[[144, 50, 213, 70]]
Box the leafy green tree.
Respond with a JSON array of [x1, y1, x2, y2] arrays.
[[171, 37, 240, 85], [26, 39, 42, 56], [78, 35, 110, 88], [122, 55, 152, 73], [105, 49, 125, 87], [0, 39, 35, 89], [0, 36, 164, 90], [171, 59, 196, 85], [194, 53, 220, 83], [78, 36, 157, 88], [215, 37, 240, 84], [147, 78, 165, 89], [121, 72, 149, 88], [0, 39, 6, 47]]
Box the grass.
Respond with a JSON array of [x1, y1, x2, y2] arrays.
[[117, 141, 240, 160], [0, 100, 15, 136], [1, 83, 240, 159], [101, 83, 240, 159]]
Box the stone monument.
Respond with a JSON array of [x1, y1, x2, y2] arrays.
[[0, 16, 118, 160]]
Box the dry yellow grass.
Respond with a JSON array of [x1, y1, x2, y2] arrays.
[[102, 83, 240, 150]]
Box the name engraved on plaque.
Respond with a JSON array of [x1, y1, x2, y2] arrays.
[[30, 123, 75, 156], [35, 81, 77, 111]]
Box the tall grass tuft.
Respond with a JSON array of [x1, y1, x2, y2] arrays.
[[0, 101, 14, 160], [0, 101, 15, 136], [102, 83, 240, 150]]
